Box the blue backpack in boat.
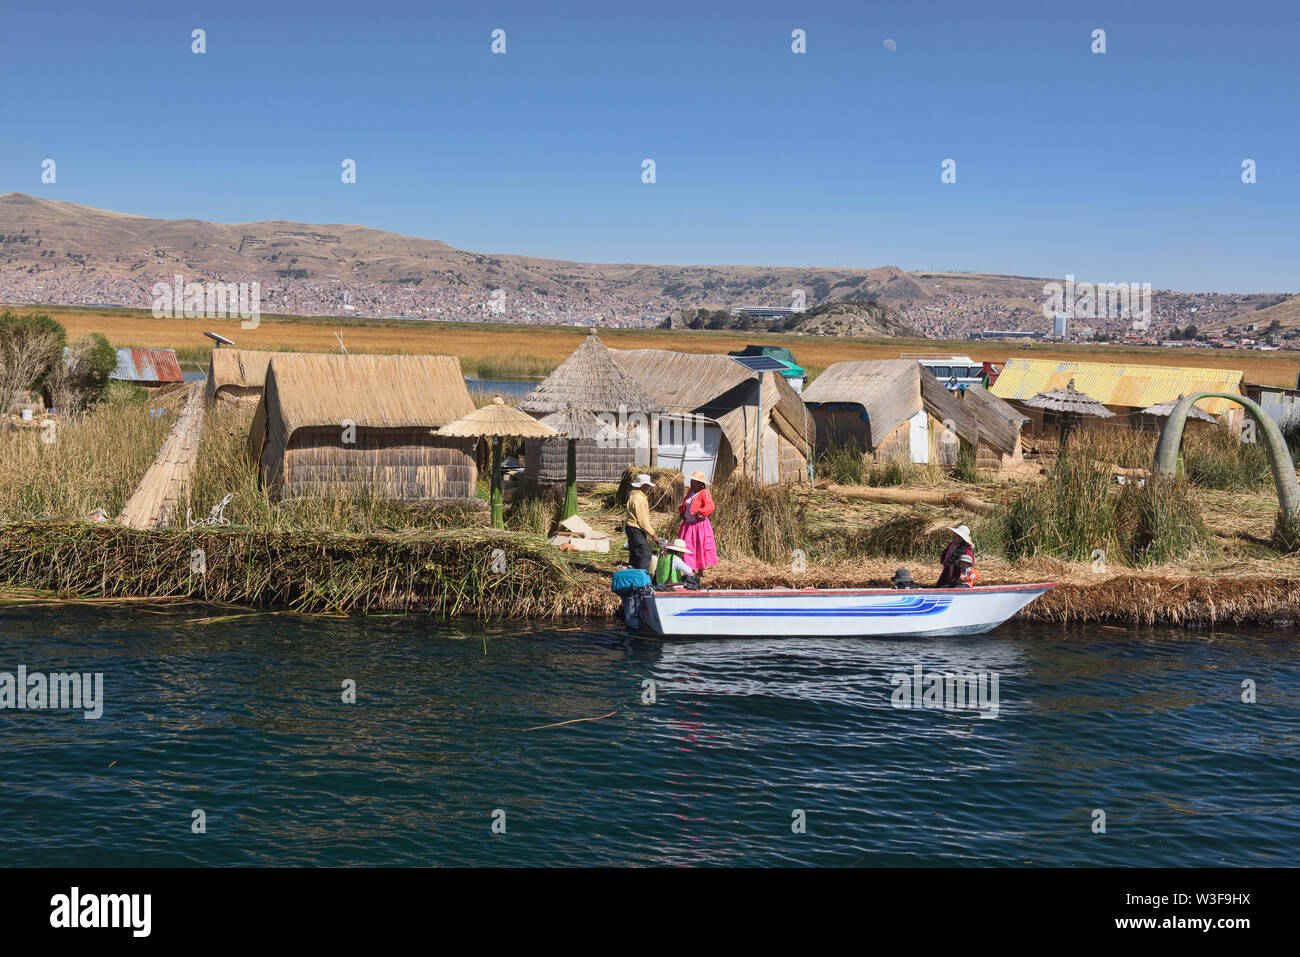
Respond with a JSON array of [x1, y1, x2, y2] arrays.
[[611, 568, 652, 595]]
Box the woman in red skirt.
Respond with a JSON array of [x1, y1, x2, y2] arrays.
[[678, 470, 718, 575]]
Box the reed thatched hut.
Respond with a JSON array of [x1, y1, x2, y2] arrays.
[[205, 349, 283, 406], [248, 353, 478, 500], [520, 333, 660, 483], [801, 360, 983, 465], [960, 385, 1027, 468], [611, 348, 814, 484]]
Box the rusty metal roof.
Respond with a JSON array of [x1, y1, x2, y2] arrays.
[[990, 357, 1244, 415], [112, 348, 183, 383]]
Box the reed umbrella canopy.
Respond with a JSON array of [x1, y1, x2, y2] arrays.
[[520, 333, 659, 416], [1140, 395, 1219, 424], [1022, 378, 1114, 449], [538, 406, 620, 442], [440, 396, 558, 526]]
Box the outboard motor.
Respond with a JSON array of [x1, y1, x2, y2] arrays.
[[611, 567, 653, 629]]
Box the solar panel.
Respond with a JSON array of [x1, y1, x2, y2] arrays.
[[729, 355, 791, 373]]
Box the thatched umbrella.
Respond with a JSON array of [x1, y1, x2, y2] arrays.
[[538, 407, 619, 520], [520, 332, 659, 416], [1022, 378, 1114, 449], [1140, 395, 1218, 425], [439, 396, 557, 527]]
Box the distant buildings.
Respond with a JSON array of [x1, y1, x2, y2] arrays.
[[110, 348, 182, 387]]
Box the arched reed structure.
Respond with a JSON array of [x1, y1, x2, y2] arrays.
[[1153, 391, 1299, 521]]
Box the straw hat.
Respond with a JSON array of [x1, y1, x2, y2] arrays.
[[665, 538, 691, 555], [688, 470, 709, 486], [949, 525, 973, 545], [958, 553, 974, 564], [438, 395, 559, 439], [631, 473, 654, 489]]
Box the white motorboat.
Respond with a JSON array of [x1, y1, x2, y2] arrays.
[[641, 583, 1056, 637]]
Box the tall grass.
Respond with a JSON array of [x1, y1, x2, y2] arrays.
[[467, 387, 522, 408], [950, 443, 981, 485], [1284, 419, 1300, 469], [1181, 424, 1271, 490], [0, 391, 173, 521], [1113, 475, 1214, 566], [711, 477, 808, 563], [998, 441, 1117, 562], [822, 511, 947, 563], [815, 440, 866, 485], [467, 352, 555, 380], [991, 433, 1213, 567], [504, 482, 562, 536], [866, 453, 939, 487]]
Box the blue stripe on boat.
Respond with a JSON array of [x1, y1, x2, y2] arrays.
[[674, 597, 952, 618]]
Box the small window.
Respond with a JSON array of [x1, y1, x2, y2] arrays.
[[932, 366, 951, 378]]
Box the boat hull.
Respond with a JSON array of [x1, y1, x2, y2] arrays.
[[641, 584, 1055, 637]]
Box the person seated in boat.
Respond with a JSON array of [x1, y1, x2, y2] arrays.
[[955, 553, 980, 588], [891, 568, 919, 589], [678, 471, 718, 578], [937, 525, 975, 587], [653, 538, 696, 588]]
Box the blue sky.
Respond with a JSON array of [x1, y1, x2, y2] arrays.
[[1, 0, 1296, 292]]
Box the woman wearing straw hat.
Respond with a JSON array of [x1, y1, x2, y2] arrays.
[[937, 525, 975, 587], [677, 470, 718, 575]]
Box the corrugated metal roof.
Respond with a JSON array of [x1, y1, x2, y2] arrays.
[[112, 348, 183, 384], [989, 357, 1244, 415]]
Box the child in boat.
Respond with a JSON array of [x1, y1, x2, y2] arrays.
[[678, 470, 718, 576], [653, 538, 696, 587], [956, 553, 980, 587], [937, 525, 975, 587]]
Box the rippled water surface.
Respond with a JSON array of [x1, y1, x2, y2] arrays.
[[2, 606, 1298, 866]]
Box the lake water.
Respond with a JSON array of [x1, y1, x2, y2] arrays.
[[1, 607, 1297, 867], [463, 377, 536, 398]]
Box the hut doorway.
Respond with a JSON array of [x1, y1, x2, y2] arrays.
[[657, 414, 722, 482], [908, 411, 930, 464]]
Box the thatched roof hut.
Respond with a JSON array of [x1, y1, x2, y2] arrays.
[[524, 406, 632, 483], [520, 335, 659, 483], [248, 353, 478, 500], [611, 348, 814, 484], [205, 349, 283, 406], [961, 385, 1027, 467], [802, 360, 982, 465]]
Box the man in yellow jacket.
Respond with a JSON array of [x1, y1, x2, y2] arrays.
[[624, 474, 660, 571]]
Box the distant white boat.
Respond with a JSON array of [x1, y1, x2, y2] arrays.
[[642, 584, 1055, 638]]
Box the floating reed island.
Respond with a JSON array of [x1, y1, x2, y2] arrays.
[[3, 337, 1300, 627]]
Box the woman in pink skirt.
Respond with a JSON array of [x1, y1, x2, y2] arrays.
[[677, 470, 718, 575]]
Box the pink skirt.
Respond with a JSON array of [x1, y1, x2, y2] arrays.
[[680, 518, 718, 571]]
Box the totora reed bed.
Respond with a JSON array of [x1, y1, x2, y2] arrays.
[[1, 521, 1298, 626]]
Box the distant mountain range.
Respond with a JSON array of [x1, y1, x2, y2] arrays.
[[0, 192, 1293, 336]]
